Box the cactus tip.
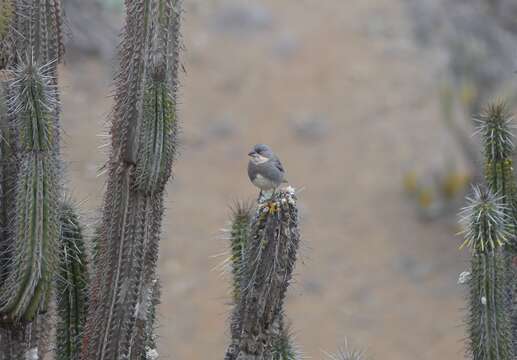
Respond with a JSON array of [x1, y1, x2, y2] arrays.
[[459, 185, 511, 252]]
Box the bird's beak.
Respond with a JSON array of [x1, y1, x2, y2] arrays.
[[248, 151, 256, 157]]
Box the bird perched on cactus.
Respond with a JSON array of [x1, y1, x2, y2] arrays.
[[247, 144, 288, 200]]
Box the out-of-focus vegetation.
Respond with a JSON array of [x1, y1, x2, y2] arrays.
[[403, 0, 517, 220]]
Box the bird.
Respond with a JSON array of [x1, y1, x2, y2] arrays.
[[247, 144, 287, 198]]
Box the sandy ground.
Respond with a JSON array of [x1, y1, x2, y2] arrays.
[[60, 0, 470, 358]]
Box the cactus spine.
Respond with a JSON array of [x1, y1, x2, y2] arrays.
[[325, 342, 365, 360], [225, 189, 301, 360], [81, 1, 182, 358], [460, 186, 514, 360], [56, 200, 89, 360]]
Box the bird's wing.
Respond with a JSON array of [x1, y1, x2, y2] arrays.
[[273, 157, 285, 173]]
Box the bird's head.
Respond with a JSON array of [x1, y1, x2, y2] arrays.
[[248, 144, 274, 164]]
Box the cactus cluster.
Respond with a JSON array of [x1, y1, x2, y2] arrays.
[[0, 0, 182, 359]]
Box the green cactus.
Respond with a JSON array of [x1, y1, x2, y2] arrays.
[[56, 199, 89, 360], [477, 103, 517, 213], [475, 102, 517, 352], [0, 0, 64, 71], [80, 1, 182, 358], [0, 0, 13, 40], [0, 61, 60, 322], [13, 0, 64, 66], [0, 0, 185, 358], [225, 189, 301, 360], [460, 186, 514, 360], [0, 0, 14, 69], [133, 67, 177, 195], [272, 318, 301, 360], [0, 74, 13, 287], [325, 341, 365, 360], [228, 201, 253, 303]]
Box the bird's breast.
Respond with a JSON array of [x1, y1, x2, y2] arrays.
[[251, 174, 276, 190]]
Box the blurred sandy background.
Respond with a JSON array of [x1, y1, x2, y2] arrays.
[[57, 0, 517, 358]]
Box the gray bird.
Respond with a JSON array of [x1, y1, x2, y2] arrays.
[[247, 144, 287, 197]]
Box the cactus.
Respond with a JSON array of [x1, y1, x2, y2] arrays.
[[225, 188, 301, 360], [324, 341, 365, 360], [0, 0, 184, 359], [0, 60, 60, 322], [139, 277, 160, 360], [56, 199, 89, 360], [0, 316, 45, 359], [477, 102, 517, 212], [474, 102, 517, 352], [460, 186, 514, 360], [0, 1, 13, 40], [12, 0, 64, 66], [80, 1, 182, 358], [271, 318, 301, 360], [0, 0, 14, 69], [228, 201, 253, 304]]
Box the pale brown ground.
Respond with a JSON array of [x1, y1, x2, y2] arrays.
[[60, 0, 469, 358]]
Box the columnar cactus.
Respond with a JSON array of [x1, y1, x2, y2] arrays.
[[460, 186, 514, 360], [0, 0, 64, 326], [476, 103, 517, 220], [228, 202, 253, 304], [0, 0, 15, 69], [0, 0, 64, 70], [225, 189, 301, 360], [56, 199, 89, 360], [0, 317, 43, 359], [0, 0, 185, 358], [475, 102, 517, 351], [0, 0, 65, 358], [80, 1, 182, 358], [0, 61, 60, 322]]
